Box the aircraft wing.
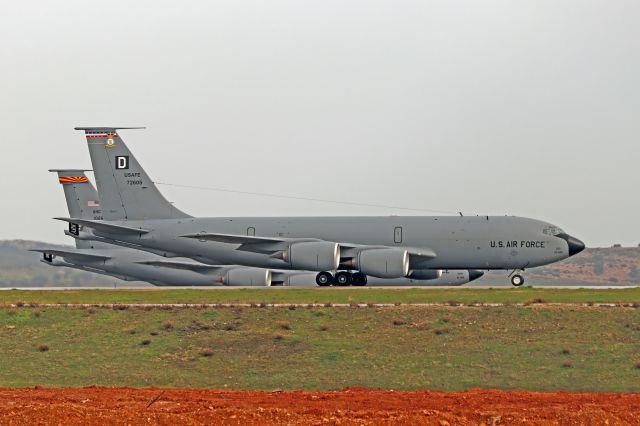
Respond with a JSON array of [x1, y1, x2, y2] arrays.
[[136, 260, 224, 273], [180, 232, 319, 254], [30, 249, 111, 262], [54, 218, 150, 235], [182, 232, 438, 266]]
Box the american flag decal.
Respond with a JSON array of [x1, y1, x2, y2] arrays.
[[87, 200, 100, 207], [58, 176, 89, 184]]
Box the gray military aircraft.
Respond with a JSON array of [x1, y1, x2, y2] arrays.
[[34, 170, 273, 286], [39, 170, 484, 286], [58, 127, 584, 287]]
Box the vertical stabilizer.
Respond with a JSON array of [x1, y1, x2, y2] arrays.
[[50, 169, 107, 249], [76, 127, 191, 221]]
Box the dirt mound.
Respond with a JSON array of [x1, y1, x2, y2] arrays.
[[1, 387, 639, 425]]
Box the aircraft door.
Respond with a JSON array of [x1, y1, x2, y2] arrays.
[[247, 227, 255, 236]]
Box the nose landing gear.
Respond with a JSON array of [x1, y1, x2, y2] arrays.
[[511, 274, 525, 287], [509, 269, 526, 287]]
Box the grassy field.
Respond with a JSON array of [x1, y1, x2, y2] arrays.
[[1, 287, 640, 305], [2, 304, 640, 391]]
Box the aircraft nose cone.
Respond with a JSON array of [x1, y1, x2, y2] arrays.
[[558, 233, 586, 257], [468, 270, 484, 282]]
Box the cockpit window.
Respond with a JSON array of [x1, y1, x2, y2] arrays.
[[543, 226, 565, 236]]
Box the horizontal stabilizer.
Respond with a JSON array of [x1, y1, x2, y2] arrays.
[[136, 260, 223, 273], [74, 127, 146, 131], [54, 218, 150, 235], [30, 249, 111, 262]]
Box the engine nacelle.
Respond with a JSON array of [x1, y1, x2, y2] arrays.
[[352, 248, 409, 278], [220, 268, 272, 286], [284, 241, 340, 271], [281, 273, 318, 287], [408, 269, 443, 280]]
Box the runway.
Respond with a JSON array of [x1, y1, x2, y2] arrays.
[[0, 285, 637, 290]]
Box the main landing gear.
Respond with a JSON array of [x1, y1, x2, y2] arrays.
[[315, 271, 368, 287]]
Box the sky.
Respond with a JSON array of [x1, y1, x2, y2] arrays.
[[1, 0, 638, 248]]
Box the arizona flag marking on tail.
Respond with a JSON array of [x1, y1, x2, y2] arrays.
[[59, 176, 89, 184]]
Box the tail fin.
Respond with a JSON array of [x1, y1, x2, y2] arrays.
[[49, 169, 106, 249], [76, 127, 190, 221], [49, 169, 102, 220]]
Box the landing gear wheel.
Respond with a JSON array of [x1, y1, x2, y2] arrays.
[[335, 272, 352, 286], [316, 272, 334, 287], [511, 274, 525, 287], [351, 272, 367, 286]]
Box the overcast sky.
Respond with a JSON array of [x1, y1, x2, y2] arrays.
[[1, 0, 638, 247]]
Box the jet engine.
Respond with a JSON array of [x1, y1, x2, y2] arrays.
[[216, 268, 272, 286], [408, 269, 443, 280], [350, 248, 410, 278], [283, 241, 340, 271]]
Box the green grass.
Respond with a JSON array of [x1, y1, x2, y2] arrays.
[[1, 305, 640, 391], [1, 287, 640, 305]]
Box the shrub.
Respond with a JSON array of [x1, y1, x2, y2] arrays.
[[32, 311, 41, 318], [392, 319, 406, 326], [37, 344, 49, 352], [150, 331, 159, 336], [561, 348, 570, 355], [224, 323, 237, 331], [273, 333, 285, 341], [278, 321, 291, 330], [434, 328, 450, 335], [288, 306, 296, 311], [15, 301, 24, 307], [635, 362, 640, 370], [319, 324, 329, 331], [162, 321, 173, 330], [441, 318, 450, 323], [200, 348, 214, 357], [528, 298, 546, 304], [561, 360, 572, 368], [447, 300, 459, 307], [141, 339, 152, 346]]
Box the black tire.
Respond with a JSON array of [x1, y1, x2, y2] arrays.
[[352, 272, 367, 286], [335, 271, 352, 286], [511, 274, 525, 287], [316, 271, 333, 287]]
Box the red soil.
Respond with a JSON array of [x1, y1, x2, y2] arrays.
[[1, 387, 640, 425]]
